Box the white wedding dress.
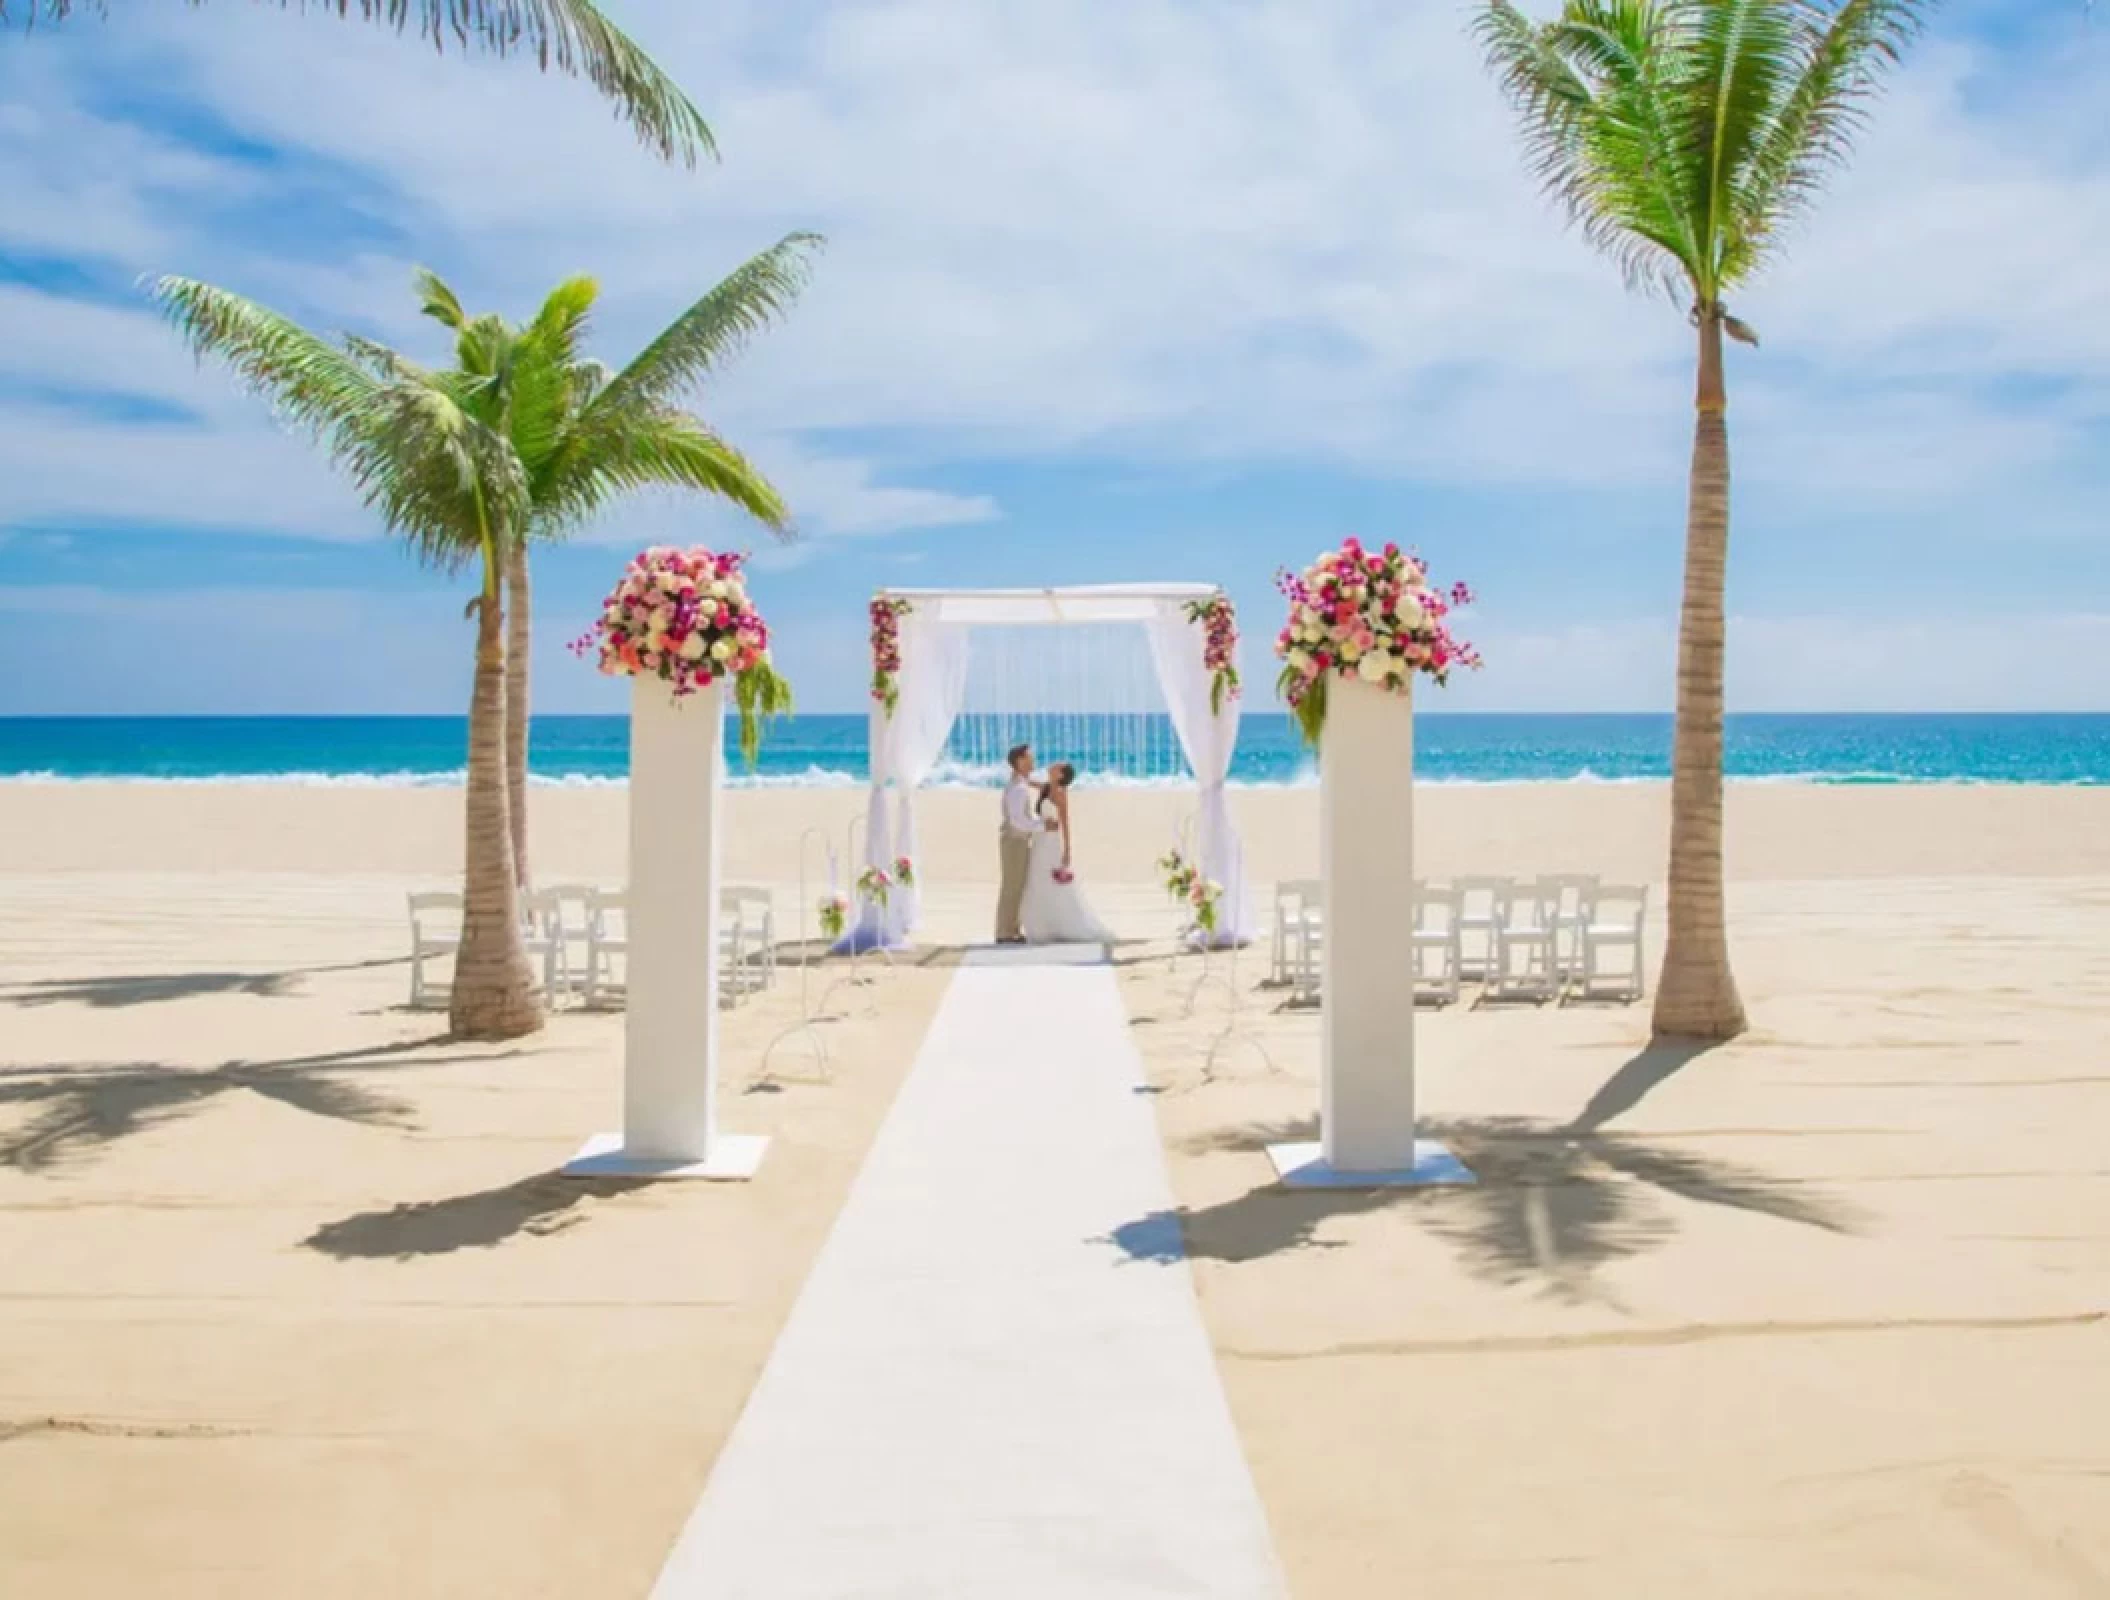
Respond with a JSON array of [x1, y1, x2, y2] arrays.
[[1020, 799, 1115, 945]]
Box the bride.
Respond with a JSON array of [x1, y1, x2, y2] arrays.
[[1020, 762, 1116, 945]]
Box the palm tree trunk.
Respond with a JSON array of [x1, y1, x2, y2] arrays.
[[451, 578, 544, 1041], [505, 541, 532, 894], [1651, 308, 1748, 1042]]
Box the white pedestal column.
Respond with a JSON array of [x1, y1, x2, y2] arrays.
[[565, 677, 767, 1180], [1267, 676, 1471, 1189]]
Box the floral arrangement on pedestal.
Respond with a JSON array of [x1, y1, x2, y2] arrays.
[[869, 596, 913, 715], [1274, 537, 1479, 747], [1181, 592, 1241, 715], [892, 855, 915, 888], [856, 864, 893, 908], [818, 894, 849, 942], [575, 545, 793, 766]]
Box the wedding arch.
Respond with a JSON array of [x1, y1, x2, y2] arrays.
[[842, 583, 1250, 950]]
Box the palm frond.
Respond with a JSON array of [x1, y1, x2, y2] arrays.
[[10, 0, 715, 167], [537, 409, 792, 537], [585, 233, 823, 422], [1686, 0, 1801, 296], [149, 274, 384, 447], [1726, 0, 1932, 283], [351, 381, 529, 582], [414, 267, 468, 330], [1475, 1, 1710, 296]]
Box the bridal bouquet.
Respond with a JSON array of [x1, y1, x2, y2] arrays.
[[575, 545, 793, 766], [1274, 537, 1478, 747], [818, 894, 849, 942], [856, 865, 892, 908]]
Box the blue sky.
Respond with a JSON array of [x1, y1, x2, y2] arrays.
[[1, 0, 2106, 715]]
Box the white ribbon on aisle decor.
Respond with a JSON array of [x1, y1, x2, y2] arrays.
[[1145, 599, 1250, 945]]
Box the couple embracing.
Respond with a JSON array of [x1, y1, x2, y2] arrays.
[[994, 742, 1114, 946]]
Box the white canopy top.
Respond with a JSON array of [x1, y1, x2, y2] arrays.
[[877, 583, 1220, 626]]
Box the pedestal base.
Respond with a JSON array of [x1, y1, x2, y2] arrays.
[[561, 1131, 769, 1181], [1265, 1138, 1474, 1189]]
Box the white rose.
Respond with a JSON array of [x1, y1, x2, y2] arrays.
[[1288, 648, 1313, 673], [710, 639, 734, 662], [724, 581, 746, 605], [1357, 652, 1387, 683], [678, 633, 706, 660], [1394, 592, 1428, 628], [709, 580, 729, 599], [1341, 640, 1363, 663]]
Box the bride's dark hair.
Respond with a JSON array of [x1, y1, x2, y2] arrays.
[[1035, 762, 1077, 810]]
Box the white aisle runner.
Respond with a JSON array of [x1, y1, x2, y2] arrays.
[[651, 954, 1287, 1599]]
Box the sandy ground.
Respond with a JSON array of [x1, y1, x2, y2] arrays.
[[4, 779, 2109, 1597]]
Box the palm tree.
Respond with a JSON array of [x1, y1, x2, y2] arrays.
[[151, 277, 544, 1040], [1475, 0, 1929, 1041], [5, 0, 712, 166], [411, 237, 819, 890]]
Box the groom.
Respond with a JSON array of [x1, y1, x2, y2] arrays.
[[996, 742, 1054, 944]]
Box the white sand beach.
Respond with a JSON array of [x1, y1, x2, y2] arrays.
[[3, 779, 2108, 1597]]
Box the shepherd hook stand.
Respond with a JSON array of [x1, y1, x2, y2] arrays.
[[757, 826, 833, 1085]]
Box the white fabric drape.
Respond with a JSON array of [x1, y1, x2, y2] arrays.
[[836, 614, 970, 951], [1146, 600, 1250, 945]]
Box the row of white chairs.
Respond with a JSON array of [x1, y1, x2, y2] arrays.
[[407, 885, 777, 1011], [1270, 875, 1649, 1006]]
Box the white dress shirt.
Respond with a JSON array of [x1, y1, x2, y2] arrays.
[[1002, 776, 1038, 834]]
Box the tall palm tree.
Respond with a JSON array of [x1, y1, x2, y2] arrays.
[[1475, 0, 1929, 1041], [6, 0, 712, 166], [412, 236, 818, 890], [151, 276, 544, 1040]]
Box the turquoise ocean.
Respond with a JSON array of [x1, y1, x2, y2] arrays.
[[1, 713, 2106, 787]]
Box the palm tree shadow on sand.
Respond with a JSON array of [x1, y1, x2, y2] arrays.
[[0, 1037, 509, 1173], [1109, 1044, 1859, 1304], [302, 1173, 655, 1260], [0, 957, 406, 1010]]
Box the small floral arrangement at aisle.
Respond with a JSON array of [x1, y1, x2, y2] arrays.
[[1274, 536, 1479, 748], [856, 864, 892, 908], [1188, 875, 1224, 937], [868, 595, 913, 715], [1158, 847, 1197, 903], [818, 894, 849, 942], [573, 544, 793, 767], [892, 855, 915, 888], [1181, 593, 1241, 715]]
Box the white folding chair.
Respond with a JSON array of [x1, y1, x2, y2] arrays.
[[406, 891, 460, 1009], [1577, 884, 1650, 1002], [723, 885, 777, 995], [582, 890, 629, 1008], [1540, 873, 1601, 991], [517, 890, 564, 999], [1453, 876, 1510, 982], [1282, 880, 1324, 1003], [1488, 878, 1561, 1001], [1270, 878, 1321, 986], [1410, 883, 1463, 1005], [533, 884, 597, 1001]]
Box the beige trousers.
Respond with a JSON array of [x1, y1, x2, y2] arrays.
[[995, 828, 1033, 940]]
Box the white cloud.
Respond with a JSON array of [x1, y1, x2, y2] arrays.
[[7, 0, 2105, 506]]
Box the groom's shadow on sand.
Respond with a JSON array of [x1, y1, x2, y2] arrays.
[[1109, 1045, 1859, 1303]]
